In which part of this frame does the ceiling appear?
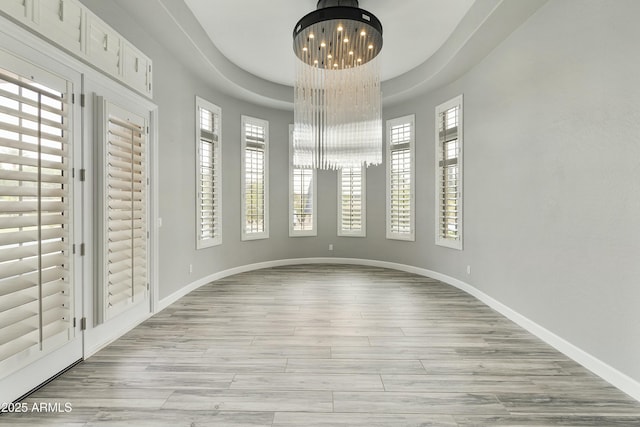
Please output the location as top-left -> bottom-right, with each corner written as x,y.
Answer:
111,0 -> 548,109
183,0 -> 475,87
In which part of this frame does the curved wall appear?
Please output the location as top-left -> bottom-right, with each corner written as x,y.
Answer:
331,0 -> 640,394
335,0 -> 640,394
82,0 -> 640,399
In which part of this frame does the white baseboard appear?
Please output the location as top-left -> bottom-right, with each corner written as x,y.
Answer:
156,256 -> 640,402
84,304 -> 153,358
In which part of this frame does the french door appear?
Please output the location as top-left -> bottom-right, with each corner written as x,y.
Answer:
0,49 -> 83,402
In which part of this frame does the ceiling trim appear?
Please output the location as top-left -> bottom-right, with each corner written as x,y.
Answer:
115,0 -> 548,111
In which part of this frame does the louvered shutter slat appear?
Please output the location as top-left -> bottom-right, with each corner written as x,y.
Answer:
0,104 -> 68,132
0,320 -> 39,348
0,221 -> 67,247
108,290 -> 131,307
0,121 -> 67,144
0,169 -> 66,184
109,279 -> 133,297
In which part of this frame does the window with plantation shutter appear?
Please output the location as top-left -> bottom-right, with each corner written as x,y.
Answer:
386,114 -> 415,241
288,124 -> 316,237
196,97 -> 221,249
435,95 -> 463,250
98,98 -> 148,320
338,166 -> 366,237
0,65 -> 75,365
241,115 -> 269,240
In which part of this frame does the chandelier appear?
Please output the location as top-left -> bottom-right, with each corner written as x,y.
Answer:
292,0 -> 383,170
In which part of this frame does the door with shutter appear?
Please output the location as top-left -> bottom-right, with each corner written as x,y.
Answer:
0,50 -> 82,399
97,98 -> 148,321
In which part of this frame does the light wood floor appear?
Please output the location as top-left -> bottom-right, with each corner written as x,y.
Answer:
3,264 -> 640,426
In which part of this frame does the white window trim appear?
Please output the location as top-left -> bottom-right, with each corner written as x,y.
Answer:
241,115 -> 269,241
337,166 -> 367,237
195,96 -> 222,249
288,124 -> 317,237
386,114 -> 416,241
435,95 -> 463,250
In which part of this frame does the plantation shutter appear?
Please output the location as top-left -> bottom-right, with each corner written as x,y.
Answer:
0,66 -> 73,364
339,167 -> 364,235
242,117 -> 268,238
103,101 -> 147,319
389,121 -> 412,235
197,104 -> 220,246
438,106 -> 459,240
435,95 -> 463,249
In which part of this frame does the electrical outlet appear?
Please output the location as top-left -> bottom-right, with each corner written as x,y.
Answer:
466,265 -> 471,275
189,264 -> 193,274
328,244 -> 334,251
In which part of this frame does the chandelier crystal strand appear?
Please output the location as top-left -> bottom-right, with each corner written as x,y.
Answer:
294,57 -> 381,170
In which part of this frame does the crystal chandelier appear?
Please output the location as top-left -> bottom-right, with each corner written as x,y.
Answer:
292,0 -> 383,170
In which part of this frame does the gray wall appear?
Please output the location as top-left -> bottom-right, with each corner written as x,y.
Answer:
81,0 -> 640,384
357,0 -> 640,382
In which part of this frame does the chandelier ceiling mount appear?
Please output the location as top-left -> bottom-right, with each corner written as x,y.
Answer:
293,0 -> 383,70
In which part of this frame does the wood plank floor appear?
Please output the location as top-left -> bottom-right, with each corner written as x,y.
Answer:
3,264 -> 640,426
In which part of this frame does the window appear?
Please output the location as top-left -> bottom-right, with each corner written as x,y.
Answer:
0,64 -> 75,364
195,97 -> 221,249
386,114 -> 415,241
435,95 -> 463,249
98,98 -> 148,320
289,125 -> 316,236
338,166 -> 366,237
241,115 -> 268,240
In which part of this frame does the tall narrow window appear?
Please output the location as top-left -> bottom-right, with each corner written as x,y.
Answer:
0,65 -> 74,365
196,97 -> 221,249
289,125 -> 316,236
386,114 -> 415,241
98,98 -> 148,320
241,115 -> 269,240
338,166 -> 366,237
436,95 -> 463,249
